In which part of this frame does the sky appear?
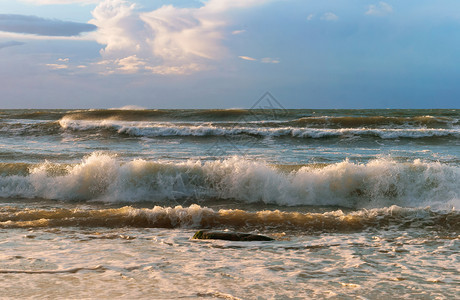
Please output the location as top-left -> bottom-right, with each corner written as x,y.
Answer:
0,0 -> 459,109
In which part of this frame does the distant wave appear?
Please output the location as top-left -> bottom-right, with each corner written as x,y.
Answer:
2,118 -> 458,139
58,111 -> 460,128
290,116 -> 459,129
0,153 -> 458,209
1,109 -> 252,122
1,109 -> 459,125
58,109 -> 257,122
58,119 -> 460,139
109,105 -> 146,110
0,204 -> 457,232
55,109 -> 460,126
0,110 -> 69,120
59,109 -> 168,121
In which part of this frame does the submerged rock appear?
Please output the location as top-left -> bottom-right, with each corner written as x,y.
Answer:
192,230 -> 274,241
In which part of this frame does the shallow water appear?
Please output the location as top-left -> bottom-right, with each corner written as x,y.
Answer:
1,227 -> 458,299
0,109 -> 459,298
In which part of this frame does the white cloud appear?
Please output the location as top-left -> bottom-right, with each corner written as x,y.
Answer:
203,0 -> 272,12
366,2 -> 393,16
58,58 -> 70,62
261,57 -> 279,64
46,63 -> 68,69
89,0 -> 141,58
145,63 -> 202,75
232,29 -> 246,35
89,0 -> 272,75
140,4 -> 226,62
239,56 -> 257,61
307,14 -> 314,21
321,12 -> 338,21
239,56 -> 280,64
116,55 -> 146,73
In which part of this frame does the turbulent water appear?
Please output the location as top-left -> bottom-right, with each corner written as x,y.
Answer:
0,108 -> 459,299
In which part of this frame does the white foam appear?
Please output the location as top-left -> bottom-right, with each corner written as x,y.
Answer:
0,153 -> 458,209
58,118 -> 460,139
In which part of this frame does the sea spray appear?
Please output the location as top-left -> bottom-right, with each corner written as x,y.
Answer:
0,153 -> 458,208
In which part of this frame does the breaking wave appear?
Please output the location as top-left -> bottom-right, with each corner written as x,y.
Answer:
1,109 -> 458,141
1,109 -> 458,127
58,119 -> 460,139
43,109 -> 460,126
0,153 -> 458,209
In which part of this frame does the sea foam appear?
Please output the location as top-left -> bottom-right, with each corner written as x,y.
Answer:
0,153 -> 458,209
58,118 -> 460,139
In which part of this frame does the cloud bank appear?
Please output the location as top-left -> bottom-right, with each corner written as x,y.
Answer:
0,14 -> 97,36
89,0 -> 272,75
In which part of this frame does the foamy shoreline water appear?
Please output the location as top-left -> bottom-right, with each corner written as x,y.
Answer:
1,225 -> 458,299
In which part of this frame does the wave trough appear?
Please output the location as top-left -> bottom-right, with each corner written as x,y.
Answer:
0,204 -> 457,232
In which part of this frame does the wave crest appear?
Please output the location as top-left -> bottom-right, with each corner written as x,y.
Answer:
292,116 -> 459,128
58,119 -> 460,139
0,153 -> 458,209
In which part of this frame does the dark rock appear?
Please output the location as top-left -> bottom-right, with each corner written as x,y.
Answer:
192,230 -> 274,241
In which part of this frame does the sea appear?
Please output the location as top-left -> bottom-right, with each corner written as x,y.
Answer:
0,105 -> 459,299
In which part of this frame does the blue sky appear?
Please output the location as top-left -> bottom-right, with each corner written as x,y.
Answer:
0,0 -> 459,108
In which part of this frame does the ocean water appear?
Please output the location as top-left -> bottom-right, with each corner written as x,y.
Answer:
0,108 -> 459,299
